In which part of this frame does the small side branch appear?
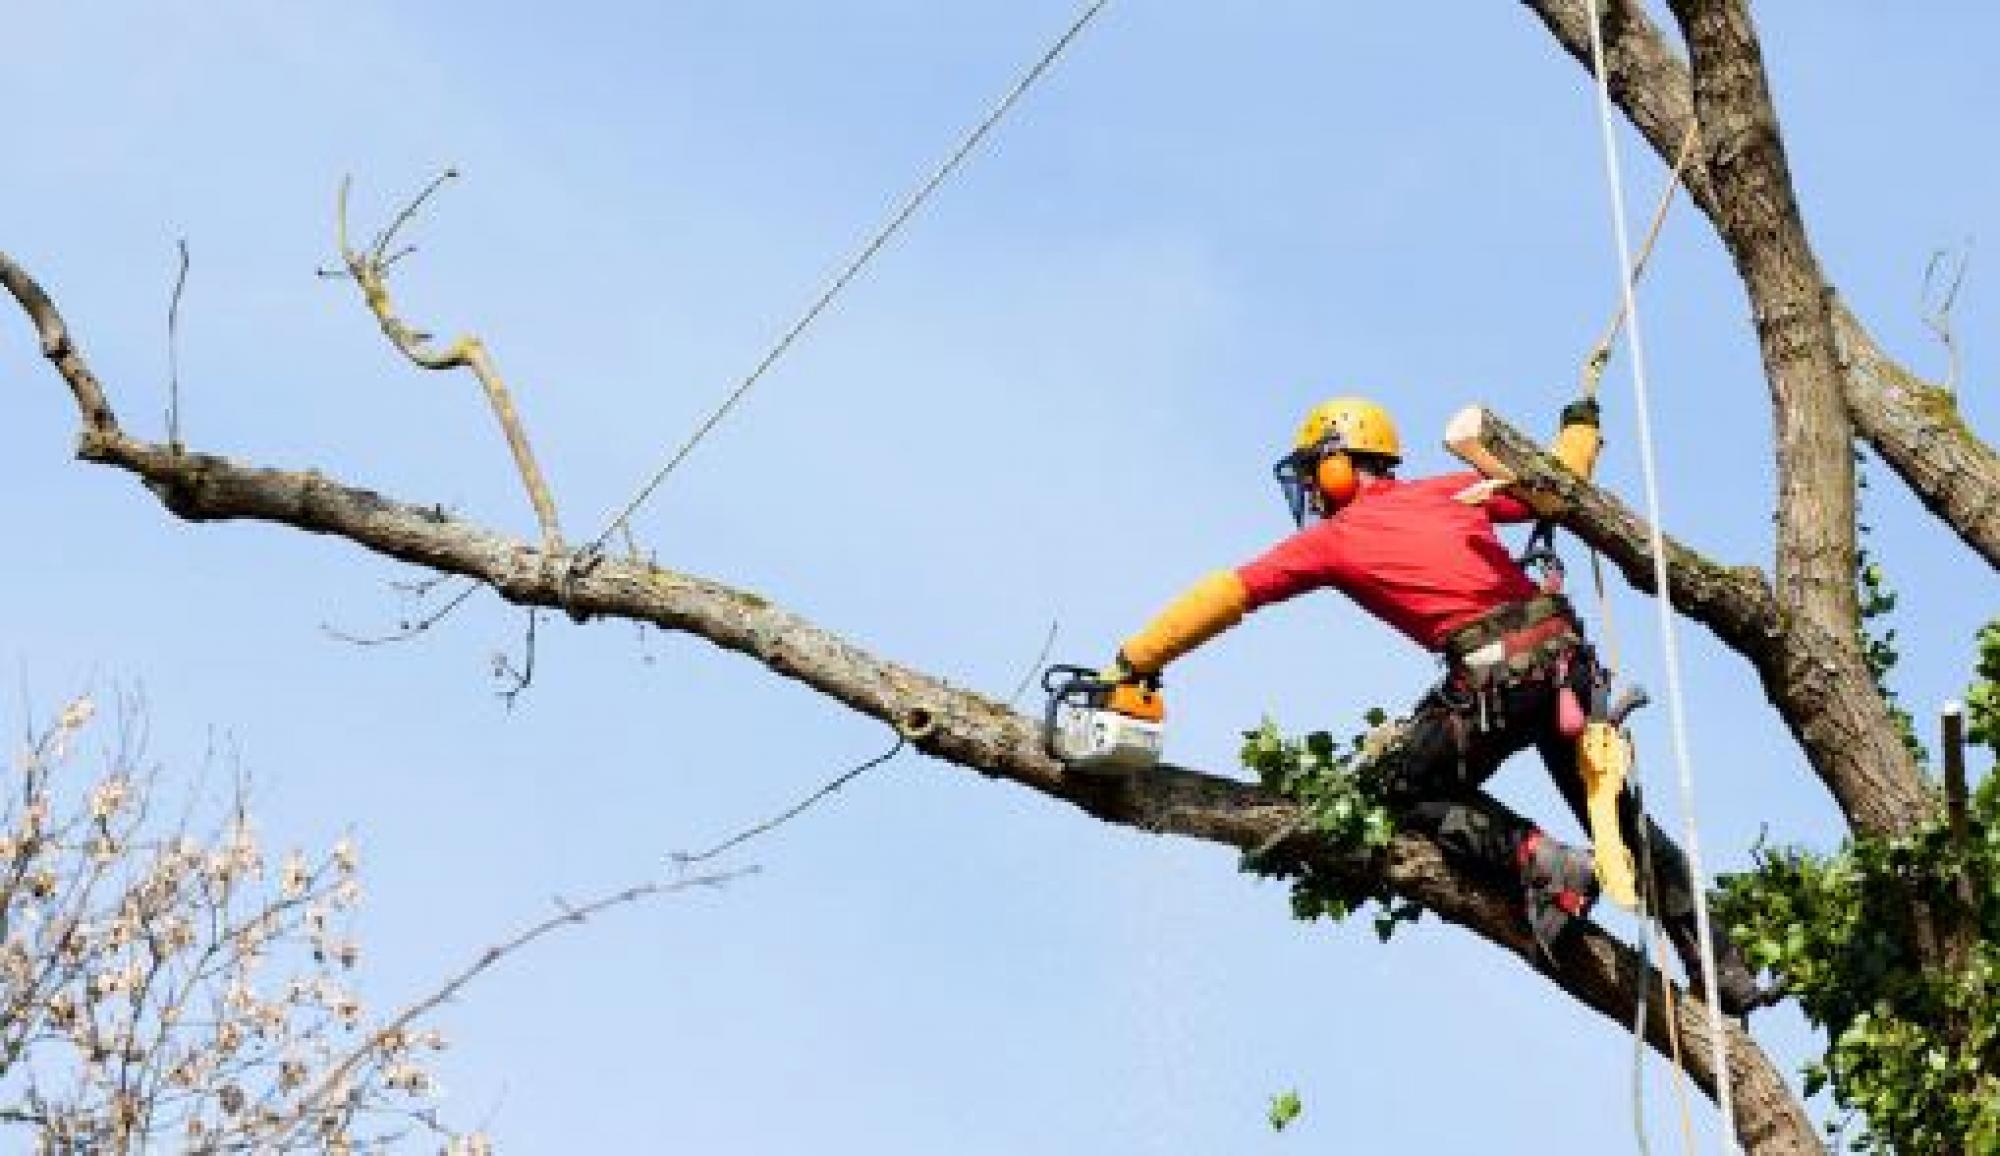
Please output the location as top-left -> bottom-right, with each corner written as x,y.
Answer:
322,579 -> 483,647
166,238 -> 190,451
491,609 -> 539,708
1921,243 -> 1972,393
285,866 -> 754,1142
0,250 -> 119,434
334,174 -> 566,557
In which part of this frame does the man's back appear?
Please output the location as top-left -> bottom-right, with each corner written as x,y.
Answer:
1236,472 -> 1539,650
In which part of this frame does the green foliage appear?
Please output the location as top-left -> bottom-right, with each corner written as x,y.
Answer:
1237,714 -> 1416,938
1267,1089 -> 1303,1133
1855,457 -> 1926,765
1712,619 -> 2000,1153
1968,621 -> 2000,759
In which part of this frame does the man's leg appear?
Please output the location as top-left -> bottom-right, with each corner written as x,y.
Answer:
1534,728 -> 1769,1015
1370,689 -> 1598,953
1371,694 -> 1532,874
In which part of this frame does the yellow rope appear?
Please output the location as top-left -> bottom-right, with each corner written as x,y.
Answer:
1581,122 -> 1701,401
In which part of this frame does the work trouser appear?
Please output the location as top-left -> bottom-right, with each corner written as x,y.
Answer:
1366,645 -> 1700,922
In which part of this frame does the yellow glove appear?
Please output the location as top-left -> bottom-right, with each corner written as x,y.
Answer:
1118,571 -> 1249,675
1552,397 -> 1603,480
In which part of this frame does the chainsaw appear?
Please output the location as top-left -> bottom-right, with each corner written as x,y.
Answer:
1041,664 -> 1165,772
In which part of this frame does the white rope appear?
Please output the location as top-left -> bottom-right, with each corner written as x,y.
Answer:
587,0 -> 1114,555
1578,3 -> 1739,1151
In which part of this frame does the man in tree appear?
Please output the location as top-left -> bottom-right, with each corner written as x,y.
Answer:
1106,396 -> 1764,1014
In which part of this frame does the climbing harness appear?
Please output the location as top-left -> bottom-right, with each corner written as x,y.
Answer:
586,0 -> 1115,559
1579,0 -> 1739,1148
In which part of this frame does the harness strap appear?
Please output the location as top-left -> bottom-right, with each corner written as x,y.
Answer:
1441,593 -> 1578,664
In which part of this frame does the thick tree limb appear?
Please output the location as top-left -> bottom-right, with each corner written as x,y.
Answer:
1832,301 -> 2000,567
1662,0 -> 1859,638
3,254 -> 1814,1153
1521,0 -> 2000,571
1478,411 -> 1934,836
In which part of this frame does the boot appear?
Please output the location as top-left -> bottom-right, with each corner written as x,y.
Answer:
1517,828 -> 1599,960
1665,913 -> 1771,1018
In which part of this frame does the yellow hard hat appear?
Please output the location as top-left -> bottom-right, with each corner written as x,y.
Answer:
1274,397 -> 1402,525
1292,396 -> 1401,460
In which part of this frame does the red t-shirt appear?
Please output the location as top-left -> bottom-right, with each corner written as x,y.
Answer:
1236,473 -> 1539,651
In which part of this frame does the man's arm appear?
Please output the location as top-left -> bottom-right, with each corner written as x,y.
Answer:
1445,397 -> 1603,521
1116,525 -> 1343,676
1117,570 -> 1248,676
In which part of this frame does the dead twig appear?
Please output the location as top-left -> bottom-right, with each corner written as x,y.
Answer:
0,250 -> 119,433
1004,619 -> 1060,708
1921,242 -> 1973,393
166,238 -> 190,451
333,172 -> 566,556
322,580 -> 483,648
492,609 -> 539,708
283,866 -> 755,1144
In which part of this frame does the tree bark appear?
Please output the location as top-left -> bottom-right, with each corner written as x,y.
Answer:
1479,413 -> 1935,836
1664,0 -> 1859,635
1520,0 -> 2000,573
3,254 -> 1820,1154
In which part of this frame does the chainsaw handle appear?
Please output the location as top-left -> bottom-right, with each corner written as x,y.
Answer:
1041,664 -> 1107,696
1040,663 -> 1167,763
1042,666 -> 1099,762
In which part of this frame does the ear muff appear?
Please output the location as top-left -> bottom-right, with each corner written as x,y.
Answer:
1315,452 -> 1358,509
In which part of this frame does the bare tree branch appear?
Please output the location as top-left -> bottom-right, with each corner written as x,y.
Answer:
1920,244 -> 1972,392
1520,0 -> 2000,572
490,609 -> 538,708
0,251 -> 118,435
1661,0 -> 1858,634
166,238 -> 190,452
1476,410 -> 1934,836
322,580 -> 484,648
0,253 -> 1813,1151
333,175 -> 567,557
283,866 -> 755,1145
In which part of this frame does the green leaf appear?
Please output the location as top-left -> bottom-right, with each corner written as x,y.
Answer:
1268,1089 -> 1303,1132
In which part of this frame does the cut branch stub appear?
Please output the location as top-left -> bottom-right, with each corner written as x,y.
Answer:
1475,409 -> 1932,837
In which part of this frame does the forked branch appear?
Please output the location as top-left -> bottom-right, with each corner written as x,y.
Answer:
334,174 -> 567,556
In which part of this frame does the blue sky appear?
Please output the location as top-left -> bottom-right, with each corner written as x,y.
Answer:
4,3 -> 1996,1151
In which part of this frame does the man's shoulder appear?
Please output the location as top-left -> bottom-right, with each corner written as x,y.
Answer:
1393,471 -> 1484,499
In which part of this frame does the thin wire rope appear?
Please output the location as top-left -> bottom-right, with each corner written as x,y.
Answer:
671,732 -> 907,867
1580,3 -> 1738,1149
1631,887 -> 1655,1156
1656,923 -> 1701,1153
588,0 -> 1114,556
1594,551 -> 1700,1156
1570,86 -> 1703,1156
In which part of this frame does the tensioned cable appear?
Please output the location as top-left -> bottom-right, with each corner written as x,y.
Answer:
1563,101 -> 1703,1156
587,0 -> 1114,556
1579,2 -> 1739,1150
671,732 -> 907,867
1581,121 -> 1700,402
